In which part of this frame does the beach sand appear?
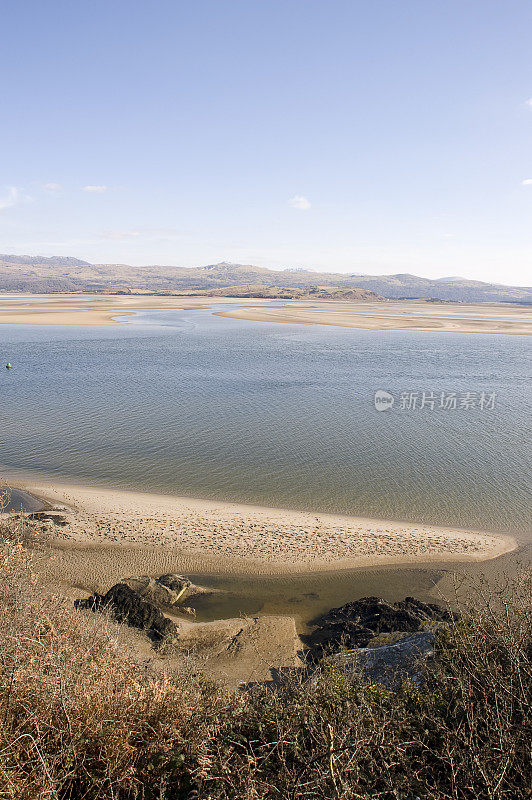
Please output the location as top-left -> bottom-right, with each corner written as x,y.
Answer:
215,300 -> 532,335
4,479 -> 518,686
0,293 -> 255,326
14,481 -> 516,585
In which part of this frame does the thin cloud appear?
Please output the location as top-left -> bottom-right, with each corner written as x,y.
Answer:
98,228 -> 178,240
526,98 -> 532,108
289,194 -> 311,210
98,230 -> 141,239
83,185 -> 107,193
0,186 -> 32,211
521,179 -> 532,186
44,182 -> 62,191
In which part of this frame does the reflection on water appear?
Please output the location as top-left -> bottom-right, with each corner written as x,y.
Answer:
1,487 -> 44,513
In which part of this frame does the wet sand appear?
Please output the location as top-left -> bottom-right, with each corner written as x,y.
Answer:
0,487 -> 45,513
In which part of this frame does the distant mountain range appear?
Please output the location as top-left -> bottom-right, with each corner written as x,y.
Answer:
0,255 -> 530,303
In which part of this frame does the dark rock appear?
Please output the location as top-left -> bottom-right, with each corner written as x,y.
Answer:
74,595 -> 105,612
306,596 -> 451,658
303,621 -> 374,656
74,583 -> 178,643
27,511 -> 68,526
395,596 -> 454,623
120,573 -> 216,608
315,596 -> 423,633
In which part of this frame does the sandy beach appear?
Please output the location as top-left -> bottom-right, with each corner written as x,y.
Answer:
2,479 -> 519,686
215,300 -> 532,335
12,480 -> 516,580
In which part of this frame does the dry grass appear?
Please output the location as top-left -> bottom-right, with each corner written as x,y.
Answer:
0,509 -> 530,799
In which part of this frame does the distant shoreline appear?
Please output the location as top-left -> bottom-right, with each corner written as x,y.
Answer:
0,293 -> 530,334
214,303 -> 532,335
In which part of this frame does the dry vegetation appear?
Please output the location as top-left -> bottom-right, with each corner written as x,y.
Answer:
0,510 -> 530,799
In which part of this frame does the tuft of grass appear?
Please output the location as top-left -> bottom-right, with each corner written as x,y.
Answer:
0,511 -> 530,799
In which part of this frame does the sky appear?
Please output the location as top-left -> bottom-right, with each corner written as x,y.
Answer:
1,0 -> 531,285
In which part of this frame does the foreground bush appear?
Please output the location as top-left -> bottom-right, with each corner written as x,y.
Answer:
0,515 -> 530,799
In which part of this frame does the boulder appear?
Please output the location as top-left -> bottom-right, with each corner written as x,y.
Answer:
122,575 -> 191,607
74,583 -> 178,644
306,596 -> 451,658
395,596 -> 454,623
303,621 -> 374,656
157,574 -> 191,593
316,596 -> 423,633
27,511 -> 69,526
120,573 -> 215,608
332,630 -> 437,688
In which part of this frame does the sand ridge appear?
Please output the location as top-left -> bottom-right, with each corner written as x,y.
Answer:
19,481 -> 516,575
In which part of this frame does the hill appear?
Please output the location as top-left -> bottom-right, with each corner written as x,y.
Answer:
0,255 -> 530,302
189,284 -> 384,301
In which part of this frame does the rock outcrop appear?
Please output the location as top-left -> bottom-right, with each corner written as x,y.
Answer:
121,573 -> 214,609
305,596 -> 452,657
27,511 -> 69,526
74,583 -> 178,643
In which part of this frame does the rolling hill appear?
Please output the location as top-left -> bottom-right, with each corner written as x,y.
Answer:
0,255 -> 530,303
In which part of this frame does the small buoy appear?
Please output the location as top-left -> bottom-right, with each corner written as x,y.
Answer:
6,363 -> 12,370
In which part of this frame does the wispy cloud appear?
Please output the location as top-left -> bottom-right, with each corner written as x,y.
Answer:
98,228 -> 179,240
525,98 -> 532,108
83,185 -> 107,193
44,182 -> 62,191
0,186 -> 32,211
521,179 -> 532,186
289,194 -> 311,210
98,230 -> 141,239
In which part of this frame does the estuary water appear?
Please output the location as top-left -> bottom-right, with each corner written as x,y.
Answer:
0,304 -> 530,537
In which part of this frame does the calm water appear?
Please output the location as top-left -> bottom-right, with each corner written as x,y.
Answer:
0,305 -> 530,537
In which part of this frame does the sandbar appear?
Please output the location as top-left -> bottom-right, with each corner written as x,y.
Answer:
0,293 -> 257,326
215,300 -> 532,335
9,480 -> 516,584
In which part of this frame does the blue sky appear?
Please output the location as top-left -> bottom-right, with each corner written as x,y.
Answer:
1,0 -> 531,284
